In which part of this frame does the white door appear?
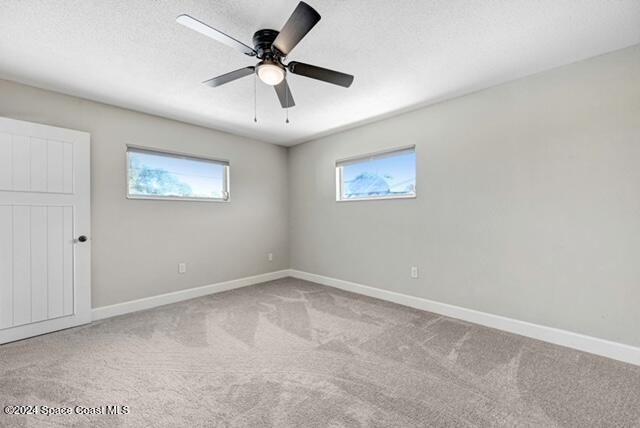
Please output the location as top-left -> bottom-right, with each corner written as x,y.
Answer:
0,117 -> 91,344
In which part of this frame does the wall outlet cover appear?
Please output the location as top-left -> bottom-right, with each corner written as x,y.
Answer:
411,266 -> 419,279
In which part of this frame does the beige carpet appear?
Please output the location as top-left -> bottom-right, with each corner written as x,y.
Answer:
1,277 -> 639,427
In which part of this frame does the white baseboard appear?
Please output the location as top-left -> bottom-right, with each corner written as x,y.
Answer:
92,270 -> 290,321
289,270 -> 640,366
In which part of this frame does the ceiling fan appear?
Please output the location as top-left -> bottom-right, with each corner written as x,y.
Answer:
176,1 -> 354,110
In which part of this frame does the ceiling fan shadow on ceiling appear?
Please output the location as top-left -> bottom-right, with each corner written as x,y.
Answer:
176,1 -> 354,117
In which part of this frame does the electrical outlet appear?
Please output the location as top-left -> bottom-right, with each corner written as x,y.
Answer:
268,253 -> 273,262
179,263 -> 187,274
410,266 -> 419,279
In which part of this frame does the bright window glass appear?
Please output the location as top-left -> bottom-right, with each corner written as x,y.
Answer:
127,148 -> 229,201
336,147 -> 416,201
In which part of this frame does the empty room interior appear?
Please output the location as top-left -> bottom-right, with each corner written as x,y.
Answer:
1,1 -> 640,426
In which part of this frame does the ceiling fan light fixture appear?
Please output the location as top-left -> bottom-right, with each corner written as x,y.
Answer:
257,61 -> 285,86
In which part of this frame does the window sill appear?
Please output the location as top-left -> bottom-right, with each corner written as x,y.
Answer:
126,195 -> 229,203
336,194 -> 416,202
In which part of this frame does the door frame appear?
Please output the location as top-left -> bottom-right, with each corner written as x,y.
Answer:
0,117 -> 91,344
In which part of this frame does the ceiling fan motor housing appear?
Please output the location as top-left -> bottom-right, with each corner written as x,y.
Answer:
252,29 -> 280,59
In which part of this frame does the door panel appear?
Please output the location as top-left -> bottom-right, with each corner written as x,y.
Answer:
12,205 -> 31,326
0,133 -> 11,188
0,205 -> 13,329
30,138 -> 48,192
30,206 -> 48,323
0,205 -> 76,328
0,117 -> 90,344
11,136 -> 30,192
0,134 -> 75,194
47,205 -> 65,320
62,206 -> 74,316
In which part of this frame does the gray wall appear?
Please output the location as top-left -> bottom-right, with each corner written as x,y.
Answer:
0,79 -> 289,308
289,45 -> 640,347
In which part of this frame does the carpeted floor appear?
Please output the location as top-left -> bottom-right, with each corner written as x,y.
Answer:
1,277 -> 639,427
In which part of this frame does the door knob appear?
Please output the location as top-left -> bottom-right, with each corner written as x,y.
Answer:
77,235 -> 88,243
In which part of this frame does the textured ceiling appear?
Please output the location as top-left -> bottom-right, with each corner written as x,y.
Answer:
1,1 -> 639,146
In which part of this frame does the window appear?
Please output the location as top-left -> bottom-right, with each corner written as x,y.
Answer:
126,147 -> 229,201
336,146 -> 416,201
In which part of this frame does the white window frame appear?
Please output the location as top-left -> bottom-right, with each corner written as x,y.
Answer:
335,145 -> 416,202
126,145 -> 230,202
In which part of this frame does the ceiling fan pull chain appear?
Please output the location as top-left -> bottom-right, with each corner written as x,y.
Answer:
253,73 -> 258,123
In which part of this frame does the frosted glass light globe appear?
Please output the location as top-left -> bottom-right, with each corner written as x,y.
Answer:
257,63 -> 285,86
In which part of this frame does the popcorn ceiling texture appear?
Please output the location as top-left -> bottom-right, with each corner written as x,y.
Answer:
1,277 -> 639,427
0,0 -> 639,145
